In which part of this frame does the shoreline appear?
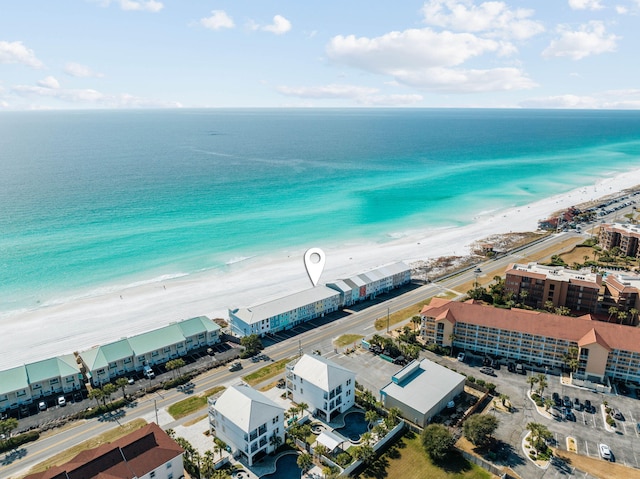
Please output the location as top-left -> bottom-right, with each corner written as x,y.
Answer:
3,167 -> 640,371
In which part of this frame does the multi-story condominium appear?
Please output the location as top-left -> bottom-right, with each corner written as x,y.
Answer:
208,385 -> 284,466
504,262 -> 601,313
327,262 -> 411,304
80,316 -> 221,386
602,272 -> 640,323
286,353 -> 356,421
421,298 -> 640,385
228,286 -> 341,337
23,423 -> 184,479
0,354 -> 83,413
599,223 -> 640,257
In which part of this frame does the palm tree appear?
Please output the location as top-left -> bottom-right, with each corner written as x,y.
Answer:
618,310 -> 628,325
297,402 -> 309,418
411,315 -> 421,332
535,374 -> 548,396
361,431 -> 374,446
526,422 -> 552,453
297,452 -> 313,474
544,300 -> 554,312
102,383 -> 117,406
365,410 -> 379,430
385,407 -> 402,428
449,333 -> 457,356
520,290 -> 529,306
269,432 -> 282,452
89,387 -> 103,408
608,306 -> 619,322
527,376 -> 539,392
314,443 -> 328,459
630,308 -> 639,326
213,441 -> 223,460
499,394 -> 510,408
115,377 -> 129,400
544,398 -> 554,412
201,450 -> 215,479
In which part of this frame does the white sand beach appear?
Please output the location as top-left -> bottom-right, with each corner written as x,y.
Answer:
3,168 -> 640,371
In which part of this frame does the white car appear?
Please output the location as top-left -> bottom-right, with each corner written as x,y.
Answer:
457,352 -> 465,362
57,396 -> 67,407
599,443 -> 611,460
38,401 -> 47,411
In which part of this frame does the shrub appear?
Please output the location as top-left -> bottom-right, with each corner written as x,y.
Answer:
162,375 -> 193,390
467,376 -> 476,383
335,452 -> 353,467
0,430 -> 40,453
476,379 -> 486,387
606,416 -> 616,427
485,382 -> 497,393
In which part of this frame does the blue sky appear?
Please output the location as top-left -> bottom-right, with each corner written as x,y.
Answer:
1,0 -> 639,109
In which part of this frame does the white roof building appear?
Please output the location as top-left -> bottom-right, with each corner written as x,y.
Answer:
380,359 -> 465,427
209,385 -> 284,466
286,354 -> 356,421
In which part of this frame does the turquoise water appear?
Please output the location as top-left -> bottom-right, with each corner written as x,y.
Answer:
1,108 -> 640,313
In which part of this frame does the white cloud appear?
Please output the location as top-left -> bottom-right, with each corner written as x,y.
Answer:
101,0 -> 163,12
37,76 -> 60,89
568,0 -> 604,10
64,62 -> 104,78
12,80 -> 181,108
326,28 -> 535,93
0,40 -> 44,68
520,89 -> 640,109
615,5 -> 628,13
422,0 -> 545,40
262,15 -> 292,35
201,10 -> 235,30
276,83 -> 423,105
542,21 -> 620,60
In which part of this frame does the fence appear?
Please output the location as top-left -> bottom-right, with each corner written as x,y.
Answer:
340,420 -> 406,477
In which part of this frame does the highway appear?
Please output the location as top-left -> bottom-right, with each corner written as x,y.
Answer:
0,229 -> 589,479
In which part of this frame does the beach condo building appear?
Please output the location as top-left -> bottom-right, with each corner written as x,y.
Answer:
285,353 -> 356,421
0,354 -> 84,413
380,359 -> 465,427
79,316 -> 221,386
599,223 -> 640,257
0,365 -> 31,413
25,354 -> 84,400
505,262 -> 601,313
227,286 -> 341,337
23,422 -> 184,479
327,262 -> 412,303
208,385 -> 284,466
421,298 -> 640,387
602,272 -> 640,324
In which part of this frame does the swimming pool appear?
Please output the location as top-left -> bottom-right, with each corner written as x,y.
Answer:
261,452 -> 302,479
335,411 -> 368,442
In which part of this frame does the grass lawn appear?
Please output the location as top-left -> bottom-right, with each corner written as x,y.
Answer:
24,419 -> 147,476
335,334 -> 364,347
374,299 -> 431,331
167,385 -> 225,419
243,357 -> 292,387
356,431 -> 493,479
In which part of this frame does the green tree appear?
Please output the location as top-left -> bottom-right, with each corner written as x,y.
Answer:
463,414 -> 499,447
166,358 -> 186,379
421,424 -> 454,461
365,409 -> 379,429
535,374 -> 548,396
201,450 -> 215,479
88,387 -> 103,408
240,334 -> 263,358
385,407 -> 402,428
563,346 -> 579,373
544,398 -> 554,412
618,310 -> 628,325
353,443 -> 375,464
102,383 -> 117,405
0,418 -> 18,442
630,308 -> 639,325
526,422 -> 552,453
175,437 -> 199,477
115,377 -> 129,400
608,306 -> 619,322
411,315 -> 422,332
527,376 -> 538,392
269,432 -> 282,451
555,306 -> 570,316
544,300 -> 555,312
297,452 -> 313,473
314,443 -> 328,459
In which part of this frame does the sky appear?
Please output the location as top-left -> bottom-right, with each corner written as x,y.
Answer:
1,0 -> 640,110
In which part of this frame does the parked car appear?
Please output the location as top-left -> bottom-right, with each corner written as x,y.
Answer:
38,401 -> 47,411
228,362 -> 242,372
599,443 -> 612,460
562,395 -> 572,408
515,363 -> 525,374
479,366 -> 495,376
457,352 -> 466,362
127,377 -> 135,385
552,392 -> 561,407
610,409 -> 624,420
565,409 -> 576,422
584,399 -> 595,413
507,362 -> 516,373
144,365 -> 155,379
57,396 -> 66,407
574,398 -> 583,411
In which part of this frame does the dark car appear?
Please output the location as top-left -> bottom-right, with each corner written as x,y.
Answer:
565,409 -> 576,422
552,392 -> 561,406
563,396 -> 572,408
584,399 -> 594,413
507,362 -> 516,373
479,366 -> 495,376
574,398 -> 583,411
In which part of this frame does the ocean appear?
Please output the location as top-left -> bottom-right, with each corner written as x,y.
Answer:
2,108 -> 640,315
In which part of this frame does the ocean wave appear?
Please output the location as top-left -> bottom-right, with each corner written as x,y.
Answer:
226,255 -> 257,265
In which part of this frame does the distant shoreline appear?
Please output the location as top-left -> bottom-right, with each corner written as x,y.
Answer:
3,167 -> 640,371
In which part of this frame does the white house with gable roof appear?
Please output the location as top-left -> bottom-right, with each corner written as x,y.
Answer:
208,385 -> 285,466
286,353 -> 356,421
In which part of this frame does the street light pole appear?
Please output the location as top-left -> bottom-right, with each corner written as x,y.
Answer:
387,307 -> 390,333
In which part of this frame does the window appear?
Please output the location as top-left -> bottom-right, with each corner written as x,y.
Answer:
50,378 -> 59,384
168,474 -> 173,479
167,462 -> 172,469
301,388 -> 303,394
150,472 -> 156,478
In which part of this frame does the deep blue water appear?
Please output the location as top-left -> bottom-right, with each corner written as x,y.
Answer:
1,108 -> 640,312
335,411 -> 369,441
261,453 -> 301,479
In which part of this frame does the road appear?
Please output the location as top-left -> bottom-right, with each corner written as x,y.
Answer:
0,229 -> 594,479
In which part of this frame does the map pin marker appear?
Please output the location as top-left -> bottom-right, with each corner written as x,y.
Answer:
304,248 -> 326,287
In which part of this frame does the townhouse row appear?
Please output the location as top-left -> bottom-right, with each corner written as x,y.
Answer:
228,262 -> 411,337
421,298 -> 640,385
0,315 -> 221,413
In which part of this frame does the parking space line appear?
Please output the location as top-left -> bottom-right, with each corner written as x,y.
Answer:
584,440 -> 589,458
